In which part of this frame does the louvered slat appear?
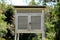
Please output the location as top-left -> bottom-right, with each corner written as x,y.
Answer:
18,16 -> 28,29
31,16 -> 41,30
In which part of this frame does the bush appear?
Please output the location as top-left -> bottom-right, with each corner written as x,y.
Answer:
0,38 -> 6,40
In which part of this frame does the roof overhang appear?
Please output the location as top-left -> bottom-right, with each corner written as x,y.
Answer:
14,6 -> 46,13
14,6 -> 46,8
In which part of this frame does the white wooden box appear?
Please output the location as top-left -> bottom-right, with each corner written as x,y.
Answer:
15,6 -> 45,33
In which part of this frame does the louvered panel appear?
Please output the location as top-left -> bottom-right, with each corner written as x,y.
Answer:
18,16 -> 28,29
31,16 -> 41,30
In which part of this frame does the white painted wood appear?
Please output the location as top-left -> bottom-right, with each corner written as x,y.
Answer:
16,13 -> 42,33
16,30 -> 42,33
15,10 -> 17,32
15,8 -> 45,40
17,33 -> 19,40
16,16 -> 18,30
15,33 -> 17,40
15,10 -> 17,40
28,15 -> 31,31
17,14 -> 28,30
17,13 -> 41,16
41,10 -> 45,40
16,13 -> 28,30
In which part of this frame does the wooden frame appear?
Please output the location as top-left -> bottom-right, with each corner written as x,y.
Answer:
14,6 -> 46,40
16,13 -> 42,33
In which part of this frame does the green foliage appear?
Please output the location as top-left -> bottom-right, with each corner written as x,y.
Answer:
45,11 -> 55,40
4,5 -> 14,24
4,5 -> 15,40
32,34 -> 41,40
53,2 -> 60,40
0,13 -> 7,37
28,0 -> 37,6
45,2 -> 60,40
0,1 -> 14,40
0,0 -> 7,37
19,33 -> 37,40
45,3 -> 55,40
0,38 -> 6,40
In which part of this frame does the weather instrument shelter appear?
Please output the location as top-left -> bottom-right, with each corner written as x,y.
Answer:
14,6 -> 46,40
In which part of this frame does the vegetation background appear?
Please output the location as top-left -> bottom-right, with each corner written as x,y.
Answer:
0,0 -> 60,40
